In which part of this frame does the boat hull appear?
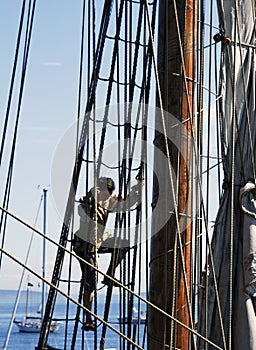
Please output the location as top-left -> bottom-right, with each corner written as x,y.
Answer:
117,317 -> 146,324
14,320 -> 61,333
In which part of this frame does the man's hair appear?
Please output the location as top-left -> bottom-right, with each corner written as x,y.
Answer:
98,177 -> 115,195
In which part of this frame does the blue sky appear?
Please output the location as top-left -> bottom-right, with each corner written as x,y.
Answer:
0,1 -> 152,292
0,1 -> 89,290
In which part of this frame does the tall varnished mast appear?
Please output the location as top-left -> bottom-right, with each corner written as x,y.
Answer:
148,0 -> 197,348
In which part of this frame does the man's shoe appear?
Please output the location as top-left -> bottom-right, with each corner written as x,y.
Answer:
82,322 -> 96,332
101,277 -> 120,287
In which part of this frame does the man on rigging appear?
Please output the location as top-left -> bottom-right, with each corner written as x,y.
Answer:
73,176 -> 144,332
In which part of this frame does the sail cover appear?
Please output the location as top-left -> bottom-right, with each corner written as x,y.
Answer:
198,0 -> 256,349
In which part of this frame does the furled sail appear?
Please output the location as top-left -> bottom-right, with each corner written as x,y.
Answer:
198,0 -> 256,349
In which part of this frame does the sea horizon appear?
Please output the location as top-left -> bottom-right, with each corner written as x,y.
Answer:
0,289 -> 147,349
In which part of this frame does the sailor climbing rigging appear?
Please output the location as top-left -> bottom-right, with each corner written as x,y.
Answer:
73,176 -> 144,331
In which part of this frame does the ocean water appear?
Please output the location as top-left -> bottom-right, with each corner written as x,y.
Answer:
0,290 -> 147,349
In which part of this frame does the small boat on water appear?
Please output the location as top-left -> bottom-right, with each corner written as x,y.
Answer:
117,307 -> 146,324
13,190 -> 61,334
14,319 -> 61,333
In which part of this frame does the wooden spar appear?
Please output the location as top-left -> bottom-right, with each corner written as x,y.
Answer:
148,0 -> 196,349
176,0 -> 196,347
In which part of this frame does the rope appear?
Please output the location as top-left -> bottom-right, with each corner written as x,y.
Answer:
2,194 -> 43,350
0,0 -> 37,269
234,0 -> 256,182
144,2 -> 228,349
96,0 -> 125,179
145,2 -> 197,346
70,281 -> 83,350
0,205 -> 225,349
37,0 -> 114,346
0,0 -> 26,169
1,248 -> 144,350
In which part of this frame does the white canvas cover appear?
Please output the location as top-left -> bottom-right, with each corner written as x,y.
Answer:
198,0 -> 256,349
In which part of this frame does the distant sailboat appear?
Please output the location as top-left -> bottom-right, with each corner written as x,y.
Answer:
117,307 -> 146,324
14,190 -> 61,333
14,280 -> 61,333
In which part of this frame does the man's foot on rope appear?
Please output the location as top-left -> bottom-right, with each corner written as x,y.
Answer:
101,277 -> 120,287
81,322 -> 96,332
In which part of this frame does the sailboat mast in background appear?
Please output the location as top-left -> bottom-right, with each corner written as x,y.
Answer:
41,188 -> 47,324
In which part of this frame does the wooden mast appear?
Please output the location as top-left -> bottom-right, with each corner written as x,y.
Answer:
148,0 -> 196,348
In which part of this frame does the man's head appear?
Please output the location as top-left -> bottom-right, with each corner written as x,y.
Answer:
98,177 -> 115,196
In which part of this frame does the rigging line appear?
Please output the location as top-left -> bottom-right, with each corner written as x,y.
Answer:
145,0 -> 197,344
64,221 -> 75,347
129,1 -> 144,103
216,12 -> 238,350
215,38 -> 244,348
214,39 -> 222,203
67,0 -> 87,346
206,0 -> 214,223
114,2 -> 122,345
228,6 -> 239,349
1,248 -> 144,350
92,0 -> 99,348
116,92 -> 152,344
170,1 -> 228,346
202,41 -> 219,50
85,0 -> 91,199
137,210 -> 143,344
0,0 -> 37,269
106,34 -> 149,47
77,0 -> 86,125
118,0 -> 145,225
148,239 -> 193,267
70,282 -> 83,350
97,76 -> 146,90
200,155 -> 224,160
126,4 -> 157,178
103,162 -> 141,171
223,40 -> 256,50
124,1 -> 157,192
117,9 -> 127,300
219,4 -> 256,344
96,0 -> 125,179
3,194 -> 43,350
137,7 -> 157,320
136,10 -> 157,340
0,206 -> 224,349
0,167 -> 13,268
201,161 -> 223,175
196,0 -> 205,331
22,0 -> 33,70
97,5 -> 147,260
99,100 -> 145,347
82,158 -> 142,171
234,1 -> 256,182
37,2 -> 114,348
197,20 -> 220,31
219,29 -> 246,182
204,0 -> 213,345
127,210 -> 142,344
146,1 -> 226,348
86,114 -> 144,129
0,0 -> 26,169
87,0 -> 113,107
